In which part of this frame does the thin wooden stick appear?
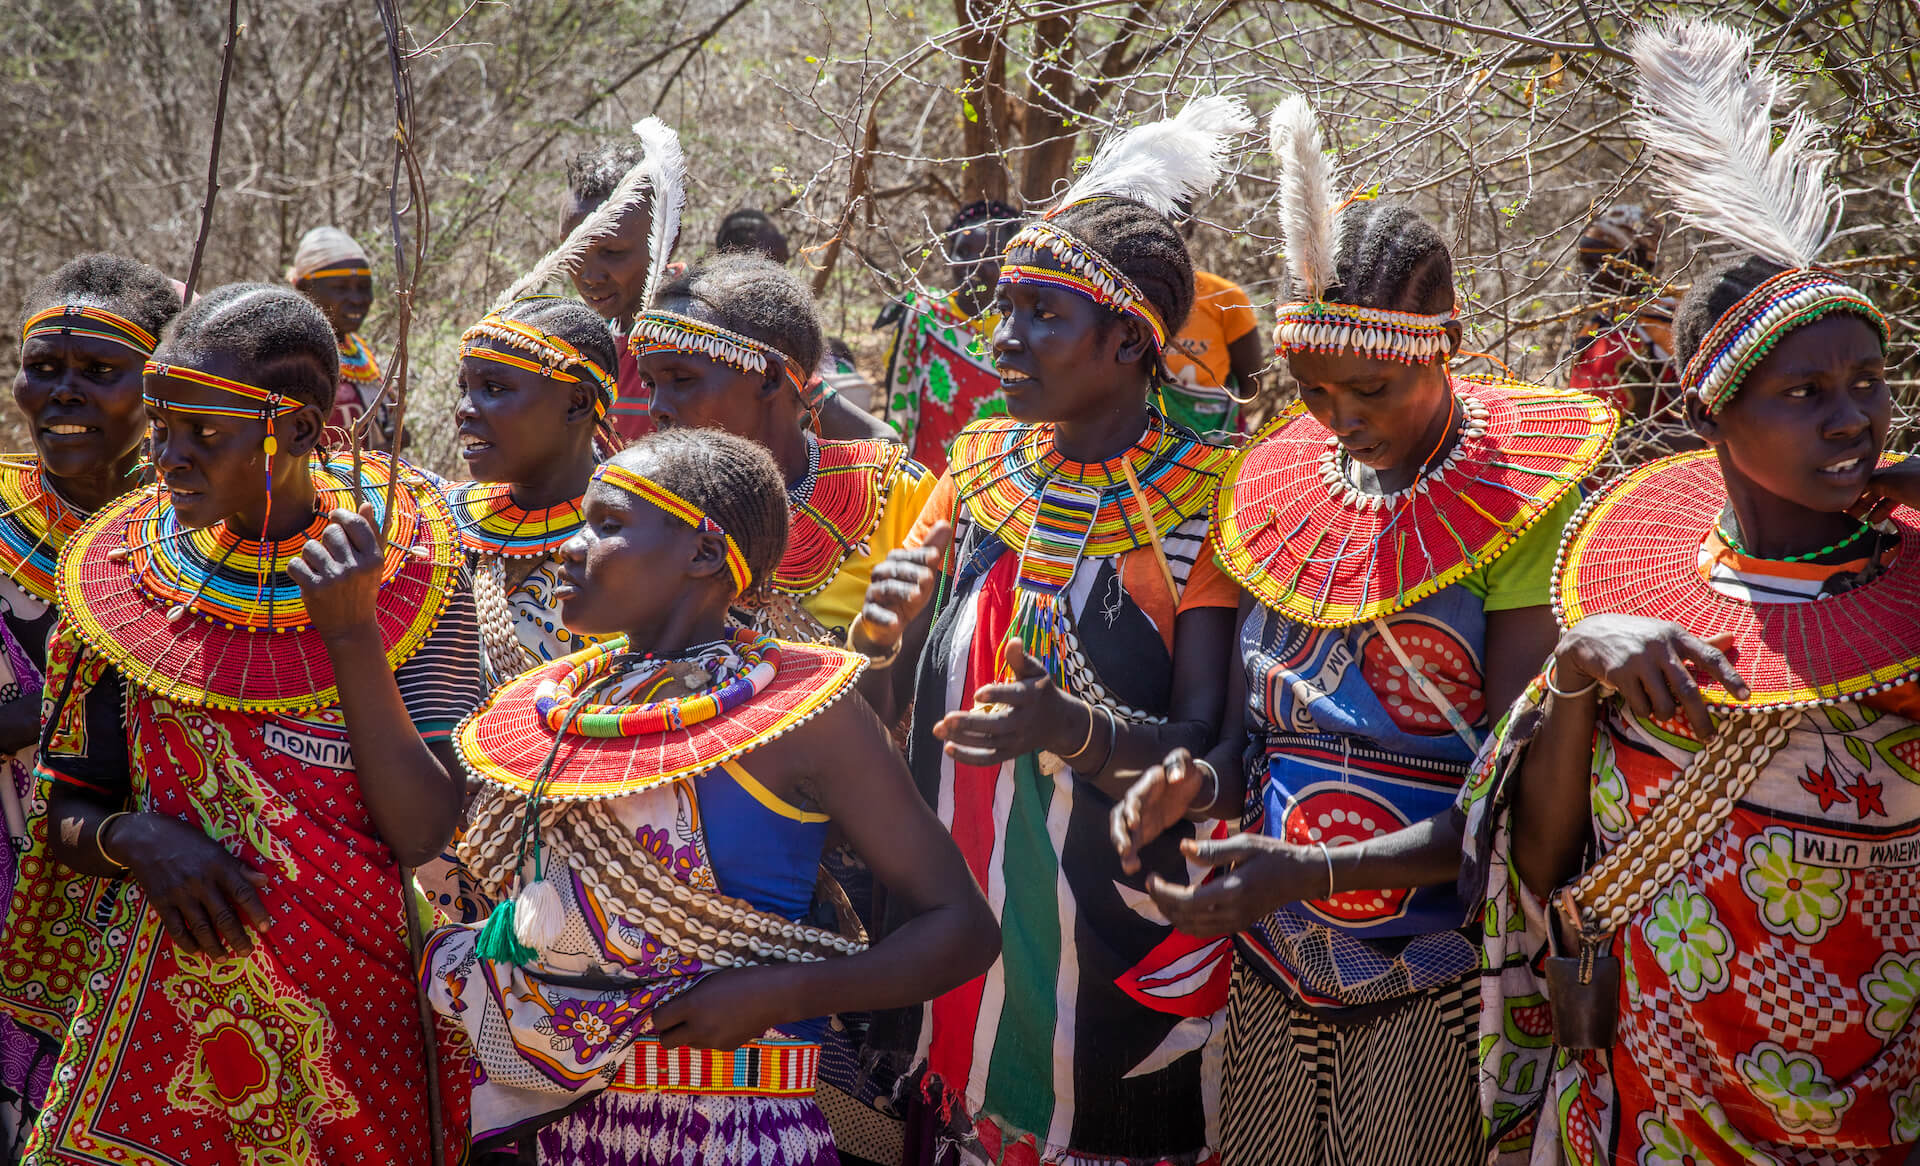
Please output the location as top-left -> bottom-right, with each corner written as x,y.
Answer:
179,0 -> 241,306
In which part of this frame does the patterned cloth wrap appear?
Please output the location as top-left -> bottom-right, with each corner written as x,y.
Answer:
1468,681 -> 1920,1165
1236,587 -> 1492,1008
882,293 -> 1004,474
27,646 -> 476,1165
19,454 -> 479,1165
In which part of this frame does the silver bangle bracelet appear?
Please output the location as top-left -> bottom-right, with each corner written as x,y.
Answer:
1316,841 -> 1335,899
1190,759 -> 1223,818
1543,659 -> 1599,700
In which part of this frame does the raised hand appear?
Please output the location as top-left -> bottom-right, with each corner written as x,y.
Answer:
1551,614 -> 1747,739
934,638 -> 1085,768
288,502 -> 387,638
1112,748 -> 1213,874
851,521 -> 951,658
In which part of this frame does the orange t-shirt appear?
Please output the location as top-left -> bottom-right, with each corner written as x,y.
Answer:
1164,271 -> 1259,391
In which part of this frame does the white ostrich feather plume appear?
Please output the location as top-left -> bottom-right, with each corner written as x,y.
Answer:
1051,95 -> 1255,217
492,117 -> 687,315
1630,19 -> 1843,270
635,118 -> 688,311
1268,94 -> 1340,302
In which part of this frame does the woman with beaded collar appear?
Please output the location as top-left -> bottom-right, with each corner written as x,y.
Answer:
1108,97 -> 1616,1165
0,254 -> 178,1155
27,282 -> 480,1163
637,253 -> 934,712
1465,22 -> 1920,1164
851,98 -> 1251,1166
420,430 -> 997,1164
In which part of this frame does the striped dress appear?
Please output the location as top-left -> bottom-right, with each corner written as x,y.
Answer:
887,416 -> 1238,1166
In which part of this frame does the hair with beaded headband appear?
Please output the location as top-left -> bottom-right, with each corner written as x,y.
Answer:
1631,18 -> 1888,410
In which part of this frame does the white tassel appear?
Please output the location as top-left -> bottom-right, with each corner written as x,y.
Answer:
513,878 -> 567,952
1050,95 -> 1255,217
1630,19 -> 1843,270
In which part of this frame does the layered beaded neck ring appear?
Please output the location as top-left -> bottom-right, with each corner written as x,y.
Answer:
0,461 -> 105,603
57,451 -> 460,713
446,482 -> 585,560
628,311 -> 812,407
1213,376 -> 1617,627
946,413 -> 1234,688
455,628 -> 869,968
337,332 -> 382,387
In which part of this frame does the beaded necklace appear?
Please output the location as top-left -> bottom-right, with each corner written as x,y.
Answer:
0,460 -> 92,603
338,332 -> 383,385
446,480 -> 585,558
1714,512 -> 1872,564
531,628 -> 776,736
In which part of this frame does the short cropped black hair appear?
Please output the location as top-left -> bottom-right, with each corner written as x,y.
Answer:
566,143 -> 645,207
654,254 -> 825,376
1045,197 -> 1196,337
1324,201 -> 1454,316
159,283 -> 338,413
24,253 -> 183,341
714,209 -> 790,263
618,428 -> 788,604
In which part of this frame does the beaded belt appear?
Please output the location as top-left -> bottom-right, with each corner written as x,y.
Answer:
609,1036 -> 821,1096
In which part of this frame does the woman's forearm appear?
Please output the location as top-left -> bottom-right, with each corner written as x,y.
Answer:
0,695 -> 40,755
768,896 -> 1000,1021
322,624 -> 461,866
1328,809 -> 1466,894
1511,689 -> 1602,900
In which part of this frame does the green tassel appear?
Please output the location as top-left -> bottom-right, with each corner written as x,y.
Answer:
475,898 -> 539,966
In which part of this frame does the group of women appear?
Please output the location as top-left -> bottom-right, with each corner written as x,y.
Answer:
0,17 -> 1911,1166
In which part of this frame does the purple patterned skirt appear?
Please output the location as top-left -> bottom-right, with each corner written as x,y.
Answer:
536,1091 -> 840,1166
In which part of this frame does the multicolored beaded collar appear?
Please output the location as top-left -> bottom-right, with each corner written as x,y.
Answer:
1271,299 -> 1456,366
532,628 -> 777,736
1556,450 -> 1920,708
628,310 -> 812,404
946,412 -> 1233,561
593,462 -> 752,597
457,635 -> 865,799
1212,376 -> 1617,627
777,437 -> 912,599
20,305 -> 158,357
460,307 -> 617,417
1685,268 -> 1888,413
445,479 -> 585,559
338,332 -> 383,386
0,460 -> 90,603
56,452 -> 460,712
998,220 -> 1169,351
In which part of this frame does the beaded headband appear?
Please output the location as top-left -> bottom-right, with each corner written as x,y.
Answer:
1684,267 -> 1888,413
592,462 -> 752,597
1272,300 -> 1455,366
142,362 -> 304,422
628,310 -> 811,404
21,305 -> 159,357
460,312 -> 617,418
302,265 -> 371,281
998,220 -> 1169,351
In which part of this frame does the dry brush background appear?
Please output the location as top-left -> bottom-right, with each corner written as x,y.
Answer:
3,0 -> 1916,475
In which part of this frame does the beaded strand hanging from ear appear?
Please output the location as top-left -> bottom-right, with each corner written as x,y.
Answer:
142,361 -> 305,612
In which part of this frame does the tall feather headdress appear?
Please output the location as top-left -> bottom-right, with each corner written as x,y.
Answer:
1266,95 -> 1453,365
1047,95 -> 1255,217
493,117 -> 686,315
1001,96 -> 1253,353
1629,19 -> 1842,270
1268,94 -> 1339,303
1629,18 -> 1885,411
